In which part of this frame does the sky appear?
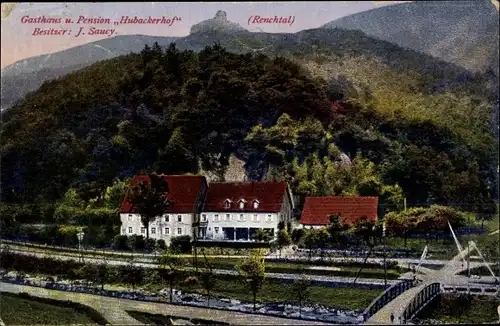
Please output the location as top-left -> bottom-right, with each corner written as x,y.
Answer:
0,1 -> 409,69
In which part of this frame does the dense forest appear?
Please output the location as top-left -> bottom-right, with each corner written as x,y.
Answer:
1,41 -> 498,229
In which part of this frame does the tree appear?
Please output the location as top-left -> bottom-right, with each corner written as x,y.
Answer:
200,250 -> 217,307
95,258 -> 110,290
236,249 -> 266,311
103,179 -> 130,210
127,173 -> 170,239
253,229 -> 272,243
77,263 -> 98,287
277,229 -> 292,258
158,251 -> 185,303
353,216 -> 376,247
155,128 -> 198,175
316,227 -> 331,259
290,271 -> 312,318
327,214 -> 349,247
121,258 -> 144,290
303,229 -> 319,259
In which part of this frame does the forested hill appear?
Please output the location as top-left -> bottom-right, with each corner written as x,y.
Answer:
1,42 -> 498,222
2,19 -> 498,109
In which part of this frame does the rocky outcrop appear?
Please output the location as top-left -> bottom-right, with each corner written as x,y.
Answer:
190,10 -> 247,34
223,155 -> 247,182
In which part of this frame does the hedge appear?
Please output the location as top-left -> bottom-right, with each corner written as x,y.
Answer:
195,240 -> 271,249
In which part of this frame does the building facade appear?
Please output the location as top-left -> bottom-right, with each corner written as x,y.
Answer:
119,175 -> 208,245
198,182 -> 294,241
299,196 -> 379,229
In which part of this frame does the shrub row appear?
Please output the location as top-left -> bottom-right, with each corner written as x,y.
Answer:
264,257 -> 400,270
2,224 -> 193,254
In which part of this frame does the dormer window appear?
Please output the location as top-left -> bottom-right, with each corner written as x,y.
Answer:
238,199 -> 247,209
253,200 -> 260,209
224,199 -> 232,209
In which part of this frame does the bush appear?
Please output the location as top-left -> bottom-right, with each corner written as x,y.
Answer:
156,239 -> 166,250
145,238 -> 156,251
128,235 -> 146,251
182,276 -> 199,287
291,228 -> 305,244
112,235 -> 129,251
170,235 -> 192,254
196,241 -> 270,249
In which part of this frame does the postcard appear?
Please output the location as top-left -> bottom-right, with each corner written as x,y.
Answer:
1,1 -> 499,325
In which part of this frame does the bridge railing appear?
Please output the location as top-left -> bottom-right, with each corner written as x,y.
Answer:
401,282 -> 441,322
362,279 -> 415,321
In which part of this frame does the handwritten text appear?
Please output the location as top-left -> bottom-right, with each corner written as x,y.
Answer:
248,15 -> 295,26
20,15 -> 182,38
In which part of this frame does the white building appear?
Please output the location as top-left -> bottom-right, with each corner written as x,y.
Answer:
198,182 -> 294,241
119,175 -> 208,245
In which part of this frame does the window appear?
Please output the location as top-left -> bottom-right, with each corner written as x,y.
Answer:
141,227 -> 145,234
239,200 -> 246,209
215,214 -> 219,222
151,227 -> 156,234
253,214 -> 259,222
177,228 -> 182,235
177,215 -> 182,222
202,214 -> 207,222
165,227 -> 170,235
165,215 -> 170,222
128,214 -> 132,221
253,200 -> 259,209
215,227 -> 219,234
267,214 -> 273,222
224,199 -> 231,209
128,227 -> 133,234
226,214 -> 231,221
239,214 -> 245,221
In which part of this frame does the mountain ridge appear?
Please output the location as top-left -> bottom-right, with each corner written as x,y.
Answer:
1,6 -> 498,110
321,0 -> 499,74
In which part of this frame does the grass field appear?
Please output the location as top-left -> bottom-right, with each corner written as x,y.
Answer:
126,310 -> 229,325
141,276 -> 383,311
22,268 -> 383,312
0,292 -> 108,325
414,293 -> 499,324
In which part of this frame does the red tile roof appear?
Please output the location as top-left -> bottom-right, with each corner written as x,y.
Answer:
120,175 -> 206,214
203,182 -> 288,213
300,196 -> 379,225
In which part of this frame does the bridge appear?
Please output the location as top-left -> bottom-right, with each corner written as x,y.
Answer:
365,223 -> 499,324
